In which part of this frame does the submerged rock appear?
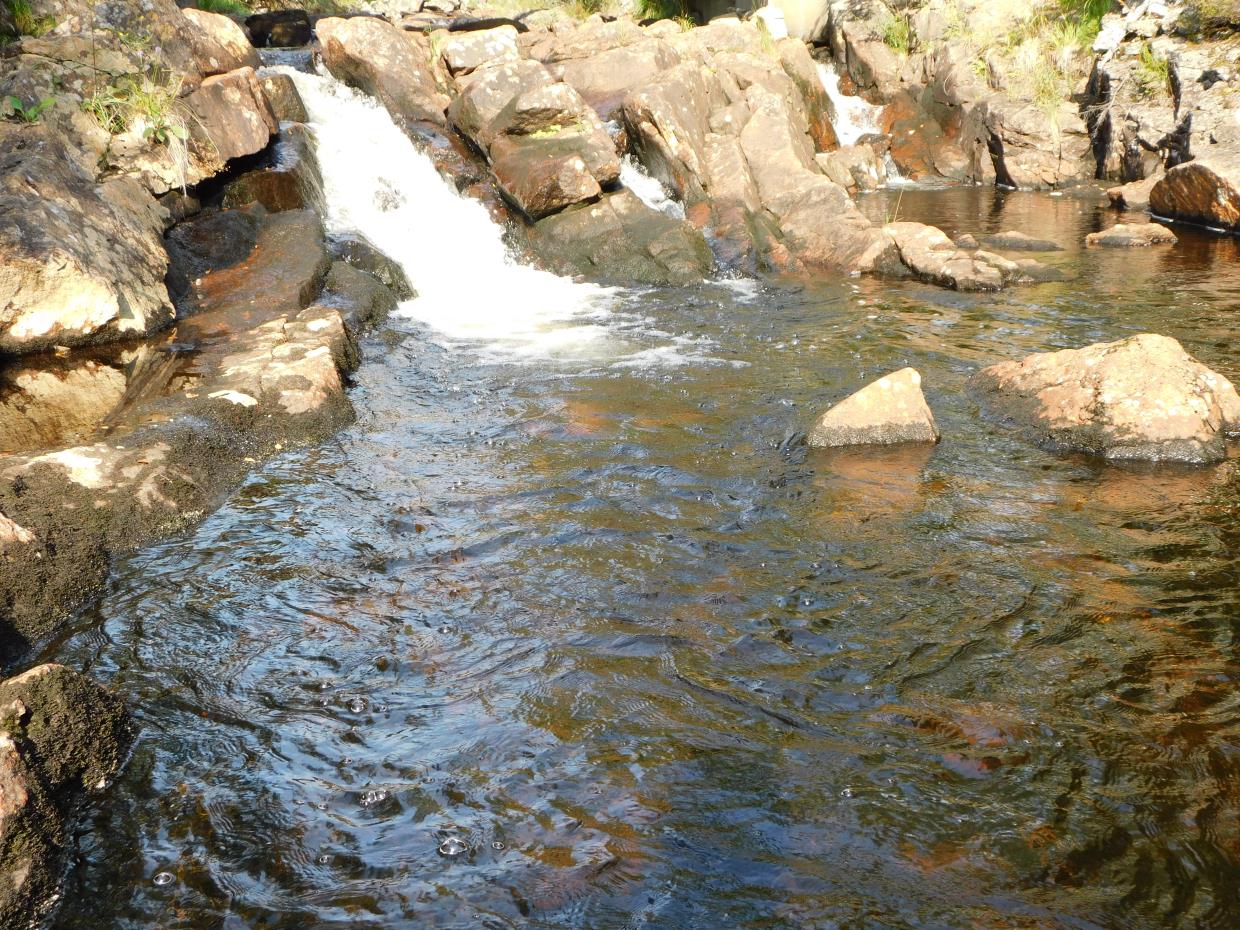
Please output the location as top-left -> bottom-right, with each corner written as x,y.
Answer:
1085,222 -> 1178,247
979,231 -> 1064,251
970,334 -> 1240,463
329,234 -> 416,301
530,188 -> 713,286
808,368 -> 940,448
1149,156 -> 1240,232
0,664 -> 132,929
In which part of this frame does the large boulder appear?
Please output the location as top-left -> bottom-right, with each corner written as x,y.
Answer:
808,368 -> 940,447
0,664 -> 133,929
317,16 -> 450,128
260,72 -> 309,123
879,222 -> 1036,291
530,189 -> 714,286
970,333 -> 1240,463
1149,156 -> 1240,231
185,67 -> 279,176
960,96 -> 1095,189
181,7 -> 260,76
0,126 -> 172,355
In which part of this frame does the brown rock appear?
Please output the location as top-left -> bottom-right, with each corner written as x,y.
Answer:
448,58 -> 553,151
440,25 -> 519,75
980,230 -> 1065,251
245,10 -> 314,48
220,124 -> 324,214
970,333 -> 1240,463
1106,174 -> 1161,212
317,16 -> 450,128
1085,222 -> 1178,247
261,72 -> 309,123
490,134 -> 604,220
882,222 -> 1019,291
808,368 -> 940,448
185,67 -> 279,175
182,7 -> 260,76
1149,157 -> 1240,231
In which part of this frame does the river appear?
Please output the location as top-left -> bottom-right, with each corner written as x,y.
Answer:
42,68 -> 1240,930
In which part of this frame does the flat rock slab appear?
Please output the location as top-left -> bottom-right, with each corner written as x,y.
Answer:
980,230 -> 1065,251
970,333 -> 1240,463
440,26 -> 519,75
1085,222 -> 1178,247
808,368 -> 940,448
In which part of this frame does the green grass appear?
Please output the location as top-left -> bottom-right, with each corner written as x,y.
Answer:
195,0 -> 251,13
882,15 -> 912,54
7,0 -> 56,37
1135,41 -> 1171,97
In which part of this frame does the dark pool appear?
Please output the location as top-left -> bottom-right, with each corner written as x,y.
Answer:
46,189 -> 1240,929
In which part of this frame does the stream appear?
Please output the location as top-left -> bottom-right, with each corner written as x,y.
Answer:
41,68 -> 1240,930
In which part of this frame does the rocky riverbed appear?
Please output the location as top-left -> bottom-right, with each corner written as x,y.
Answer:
2,0 -> 1240,926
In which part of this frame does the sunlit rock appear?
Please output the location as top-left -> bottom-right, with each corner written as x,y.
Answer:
1150,156 -> 1240,232
1085,222 -> 1178,247
808,368 -> 940,448
970,333 -> 1240,463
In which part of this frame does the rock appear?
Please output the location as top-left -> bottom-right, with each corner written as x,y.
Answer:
185,66 -> 279,176
0,664 -> 133,929
1107,174 -> 1161,212
0,126 -> 172,355
979,231 -> 1065,251
0,352 -> 130,455
881,222 -> 1019,291
777,38 -> 838,151
221,124 -> 324,215
1149,156 -> 1240,231
448,59 -> 555,151
881,90 -> 968,181
319,261 -> 400,333
440,25 -> 519,75
622,62 -> 714,205
491,134 -> 604,219
807,368 -> 940,448
961,96 -> 1094,189
328,234 -> 415,301
317,16 -> 450,128
164,206 -> 265,302
547,29 -> 680,115
815,144 -> 887,191
530,188 -> 714,285
261,72 -> 309,123
182,7 -> 260,76
245,10 -> 314,48
970,333 -> 1240,463
1085,222 -> 1178,247
954,232 -> 979,249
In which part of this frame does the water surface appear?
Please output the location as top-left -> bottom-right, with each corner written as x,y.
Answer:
43,186 -> 1240,927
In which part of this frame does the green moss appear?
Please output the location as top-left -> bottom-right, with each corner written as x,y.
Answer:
882,14 -> 912,54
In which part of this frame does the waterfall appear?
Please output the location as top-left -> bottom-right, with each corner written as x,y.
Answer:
620,157 -> 685,221
816,61 -> 884,148
276,67 -> 616,359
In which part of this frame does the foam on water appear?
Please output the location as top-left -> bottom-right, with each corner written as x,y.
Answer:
279,67 -> 619,360
619,157 -> 686,220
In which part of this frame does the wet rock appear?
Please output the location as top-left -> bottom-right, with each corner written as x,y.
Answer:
0,355 -> 128,455
808,368 -> 940,448
491,131 -> 616,219
1107,174 -> 1161,212
0,126 -> 172,355
622,62 -> 714,205
979,231 -> 1064,251
881,90 -> 968,181
182,7 -> 261,76
954,233 -> 979,249
440,25 -> 519,75
245,10 -> 314,48
880,223 -> 1019,291
1149,156 -> 1240,232
320,261 -> 400,333
164,205 -> 265,299
970,333 -> 1240,463
329,234 -> 415,300
0,664 -> 132,929
530,188 -> 714,285
815,144 -> 887,191
221,124 -> 324,215
777,38 -> 838,152
261,73 -> 310,123
317,16 -> 450,128
1085,222 -> 1178,247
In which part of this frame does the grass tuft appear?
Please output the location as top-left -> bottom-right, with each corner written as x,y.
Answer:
882,14 -> 912,54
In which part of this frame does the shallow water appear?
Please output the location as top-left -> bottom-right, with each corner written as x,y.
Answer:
39,175 -> 1240,930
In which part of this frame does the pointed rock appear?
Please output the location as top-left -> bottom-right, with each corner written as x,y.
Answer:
808,368 -> 940,448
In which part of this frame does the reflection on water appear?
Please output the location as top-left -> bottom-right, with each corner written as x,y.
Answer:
45,189 -> 1240,930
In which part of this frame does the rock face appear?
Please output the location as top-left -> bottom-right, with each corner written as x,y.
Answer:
808,368 -> 940,448
221,124 -> 325,215
970,334 -> 1240,463
0,664 -> 133,929
1085,222 -> 1178,247
317,16 -> 451,128
530,189 -> 714,285
0,126 -> 172,355
1149,157 -> 1240,232
182,7 -> 261,76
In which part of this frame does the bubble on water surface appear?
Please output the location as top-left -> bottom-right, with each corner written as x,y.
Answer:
491,841 -> 506,850
152,872 -> 175,886
318,854 -> 332,865
349,697 -> 368,713
437,836 -> 470,858
360,789 -> 388,807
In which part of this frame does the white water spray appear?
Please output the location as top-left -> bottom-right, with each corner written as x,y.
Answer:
815,61 -> 884,147
278,67 -> 616,359
619,157 -> 685,221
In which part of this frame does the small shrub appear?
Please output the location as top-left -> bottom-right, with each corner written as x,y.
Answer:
2,94 -> 53,122
637,0 -> 686,21
82,72 -> 187,143
882,15 -> 912,54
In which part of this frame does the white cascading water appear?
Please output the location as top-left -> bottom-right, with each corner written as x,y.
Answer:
619,157 -> 685,221
278,67 -> 617,359
815,60 -> 883,147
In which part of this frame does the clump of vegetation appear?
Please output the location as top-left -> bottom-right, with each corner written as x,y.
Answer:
2,93 -> 53,123
82,72 -> 188,144
1135,41 -> 1171,97
195,0 -> 251,14
8,0 -> 56,37
882,14 -> 913,54
636,0 -> 688,20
